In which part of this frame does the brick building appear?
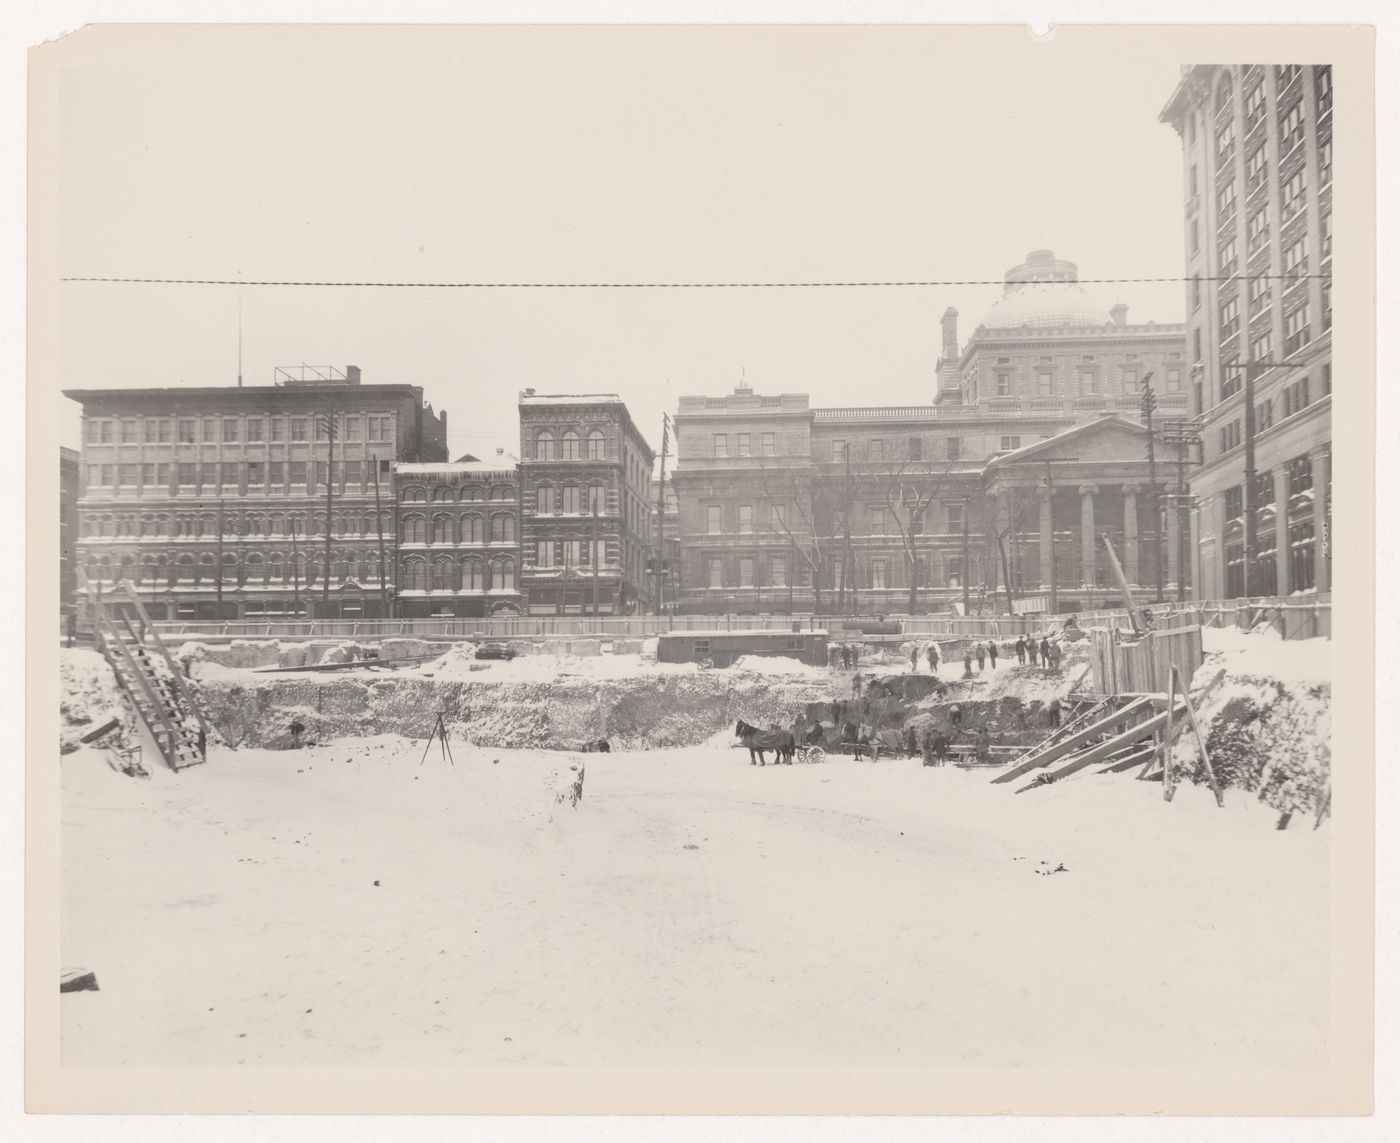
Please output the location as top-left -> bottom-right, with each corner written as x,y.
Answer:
1160,65 -> 1332,600
518,392 -> 656,615
669,253 -> 1189,615
64,365 -> 448,621
394,450 -> 523,617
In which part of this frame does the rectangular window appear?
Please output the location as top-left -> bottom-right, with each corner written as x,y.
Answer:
198,461 -> 216,489
1191,217 -> 1200,254
177,418 -> 196,443
1218,238 -> 1238,278
372,415 -> 392,440
868,507 -> 886,534
1280,169 -> 1306,222
738,557 -> 754,587
1189,164 -> 1198,197
246,462 -> 265,489
344,416 -> 362,442
143,419 -> 169,443
118,463 -> 139,487
1247,203 -> 1270,251
1319,138 -> 1332,187
738,505 -> 753,533
999,435 -> 1021,451
290,417 -> 308,442
1251,331 -> 1272,361
536,541 -> 554,568
1122,368 -> 1139,393
223,418 -> 239,443
707,505 -> 722,534
315,461 -> 329,489
946,437 -> 961,461
908,437 -> 922,461
1216,178 -> 1237,220
269,460 -> 284,488
1219,298 -> 1240,341
1224,485 -> 1244,521
870,559 -> 888,590
1192,275 -> 1202,310
712,434 -> 728,458
736,433 -> 751,456
344,460 -> 362,486
1256,399 -> 1274,432
270,417 -> 284,442
1245,146 -> 1267,192
289,460 -> 308,487
1193,328 -> 1203,362
118,419 -> 137,444
1221,356 -> 1242,399
1166,367 -> 1183,392
100,463 -> 115,487
1244,83 -> 1266,129
708,557 -> 723,589
1279,102 -> 1304,154
1282,235 -> 1308,278
1037,370 -> 1053,396
761,432 -> 776,456
1216,118 -> 1235,161
1321,212 -> 1332,260
832,439 -> 847,463
996,373 -> 1012,396
246,418 -> 264,442
771,555 -> 787,588
178,462 -> 197,486
1284,304 -> 1311,355
870,439 -> 885,461
1078,369 -> 1097,395
221,462 -> 240,489
1248,273 -> 1272,314
947,503 -> 963,532
142,462 -> 157,486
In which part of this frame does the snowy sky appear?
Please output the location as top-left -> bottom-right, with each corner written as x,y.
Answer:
42,25 -> 1191,460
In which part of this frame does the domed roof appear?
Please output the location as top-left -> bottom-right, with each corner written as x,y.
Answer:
976,250 -> 1115,331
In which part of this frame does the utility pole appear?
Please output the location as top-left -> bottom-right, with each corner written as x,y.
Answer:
1161,419 -> 1203,603
1141,374 -> 1166,602
592,490 -> 600,618
215,499 -> 225,618
319,408 -> 337,619
960,494 -> 970,615
1222,359 -> 1297,599
653,413 -> 670,615
291,517 -> 302,617
371,454 -> 389,616
788,534 -> 795,615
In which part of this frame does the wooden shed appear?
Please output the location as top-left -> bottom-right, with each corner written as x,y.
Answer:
656,629 -> 829,668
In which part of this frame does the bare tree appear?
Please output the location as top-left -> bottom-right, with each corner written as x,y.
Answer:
753,458 -> 826,611
876,445 -> 959,614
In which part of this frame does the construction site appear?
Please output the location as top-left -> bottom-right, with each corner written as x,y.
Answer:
58,573 -> 1333,1070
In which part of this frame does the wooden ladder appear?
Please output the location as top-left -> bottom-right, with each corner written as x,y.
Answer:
78,570 -> 211,771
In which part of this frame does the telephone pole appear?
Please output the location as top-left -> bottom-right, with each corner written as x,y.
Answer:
1161,419 -> 1203,604
1141,374 -> 1166,602
592,490 -> 600,618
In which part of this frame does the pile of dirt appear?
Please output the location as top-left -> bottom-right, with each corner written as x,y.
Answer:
59,648 -> 134,753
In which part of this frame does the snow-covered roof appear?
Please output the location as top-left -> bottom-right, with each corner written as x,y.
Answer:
397,456 -> 517,475
519,393 -> 623,406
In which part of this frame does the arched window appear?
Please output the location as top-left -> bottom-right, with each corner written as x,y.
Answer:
561,431 -> 580,460
223,553 -> 240,585
587,429 -> 605,460
491,513 -> 515,543
178,554 -> 197,583
462,486 -> 481,502
333,550 -> 351,582
462,515 -> 483,544
493,558 -> 516,593
462,558 -> 484,592
402,514 -> 426,544
118,554 -> 136,584
432,486 -> 454,502
244,553 -> 265,584
589,483 -> 608,515
431,513 -> 454,544
561,484 -> 581,514
141,554 -> 161,586
536,431 -> 554,461
268,512 -> 285,536
404,557 -> 427,592
401,485 -> 427,503
198,553 -> 216,584
492,485 -> 512,501
432,556 -> 457,592
244,515 -> 264,538
268,553 -> 285,583
535,485 -> 554,515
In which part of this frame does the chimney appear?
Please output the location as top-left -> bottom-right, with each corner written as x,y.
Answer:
1110,304 -> 1128,328
522,388 -> 536,397
345,364 -> 362,385
940,307 -> 959,360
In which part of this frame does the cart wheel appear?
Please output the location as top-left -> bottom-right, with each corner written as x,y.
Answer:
805,747 -> 825,765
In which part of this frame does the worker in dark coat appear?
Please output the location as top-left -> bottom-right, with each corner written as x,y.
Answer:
926,643 -> 939,672
975,644 -> 985,672
987,640 -> 998,669
949,703 -> 962,730
963,651 -> 974,678
930,730 -> 950,766
975,726 -> 992,763
910,645 -> 920,672
1027,638 -> 1039,667
904,725 -> 918,756
1039,637 -> 1052,666
1048,697 -> 1062,728
1015,636 -> 1026,665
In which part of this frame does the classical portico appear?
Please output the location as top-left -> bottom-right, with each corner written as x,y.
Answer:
982,414 -> 1178,601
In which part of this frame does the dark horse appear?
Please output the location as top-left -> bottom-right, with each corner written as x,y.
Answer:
736,719 -> 794,766
580,739 -> 611,753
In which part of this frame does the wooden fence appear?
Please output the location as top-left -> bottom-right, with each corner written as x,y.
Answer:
1088,624 -> 1205,695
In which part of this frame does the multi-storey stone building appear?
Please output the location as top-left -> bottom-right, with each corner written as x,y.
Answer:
64,366 -> 448,621
394,450 -> 523,617
670,253 -> 1189,615
517,392 -> 656,615
1161,65 -> 1332,600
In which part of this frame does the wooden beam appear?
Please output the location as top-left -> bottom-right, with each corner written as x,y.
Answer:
991,696 -> 1155,784
1032,703 -> 1188,785
1102,536 -> 1142,635
1176,664 -> 1224,807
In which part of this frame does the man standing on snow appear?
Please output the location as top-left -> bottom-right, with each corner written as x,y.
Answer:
910,644 -> 920,672
1048,696 -> 1062,728
1026,637 -> 1039,667
926,643 -> 939,672
930,729 -> 950,766
987,640 -> 998,669
975,643 -> 986,672
963,651 -> 974,678
975,726 -> 992,763
1015,635 -> 1026,665
1039,636 -> 1052,667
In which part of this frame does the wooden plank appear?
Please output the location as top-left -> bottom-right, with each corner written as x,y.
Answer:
1099,746 -> 1157,773
990,696 -> 1153,783
1177,664 -> 1224,808
1033,704 -> 1187,785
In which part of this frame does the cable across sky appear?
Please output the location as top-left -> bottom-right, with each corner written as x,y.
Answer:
59,273 -> 1330,289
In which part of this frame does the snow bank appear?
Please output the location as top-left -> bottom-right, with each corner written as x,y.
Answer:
59,648 -> 132,752
1199,624 -> 1330,687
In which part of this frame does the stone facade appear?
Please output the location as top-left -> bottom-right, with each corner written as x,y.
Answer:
1161,65 -> 1332,600
517,392 -> 656,615
394,451 -> 523,617
64,367 -> 448,621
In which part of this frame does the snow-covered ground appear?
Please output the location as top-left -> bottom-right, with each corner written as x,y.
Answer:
61,731 -> 1328,1071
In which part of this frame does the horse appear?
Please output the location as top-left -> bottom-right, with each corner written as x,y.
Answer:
735,719 -> 794,766
580,738 -> 611,753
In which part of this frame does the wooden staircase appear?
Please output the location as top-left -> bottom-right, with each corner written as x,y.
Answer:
78,570 -> 211,771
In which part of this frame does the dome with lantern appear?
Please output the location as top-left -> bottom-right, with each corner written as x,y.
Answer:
975,250 -> 1117,331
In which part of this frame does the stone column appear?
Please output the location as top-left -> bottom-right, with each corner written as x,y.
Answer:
1274,463 -> 1291,596
1039,488 -> 1054,590
1312,447 -> 1331,592
1079,484 -> 1098,587
1121,484 -> 1140,585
